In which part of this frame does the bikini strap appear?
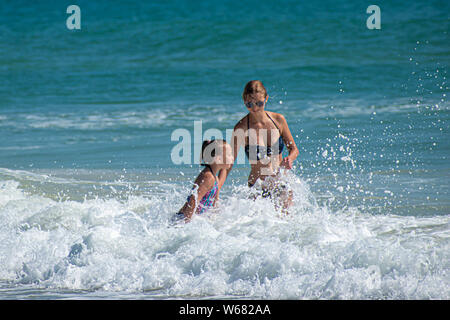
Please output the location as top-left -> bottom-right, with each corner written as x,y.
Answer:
248,112 -> 281,131
246,112 -> 281,145
205,164 -> 218,183
246,114 -> 250,145
265,112 -> 281,132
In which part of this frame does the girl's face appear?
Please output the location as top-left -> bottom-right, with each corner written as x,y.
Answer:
244,94 -> 267,112
223,144 -> 234,168
215,144 -> 233,168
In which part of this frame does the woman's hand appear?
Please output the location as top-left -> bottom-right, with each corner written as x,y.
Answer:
280,157 -> 293,169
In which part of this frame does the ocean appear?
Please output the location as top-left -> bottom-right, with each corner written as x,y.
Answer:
0,0 -> 448,299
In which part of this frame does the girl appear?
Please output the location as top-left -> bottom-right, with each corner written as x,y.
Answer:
176,139 -> 233,222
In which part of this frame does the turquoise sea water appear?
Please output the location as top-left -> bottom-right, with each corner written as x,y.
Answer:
0,1 -> 449,299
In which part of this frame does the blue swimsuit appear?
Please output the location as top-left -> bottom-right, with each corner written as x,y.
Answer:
177,165 -> 218,217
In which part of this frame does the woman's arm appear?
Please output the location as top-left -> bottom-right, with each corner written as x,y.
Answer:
277,114 -> 299,169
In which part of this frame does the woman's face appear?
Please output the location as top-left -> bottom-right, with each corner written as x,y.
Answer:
244,94 -> 267,112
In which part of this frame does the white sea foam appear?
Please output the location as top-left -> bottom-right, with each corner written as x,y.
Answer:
294,99 -> 449,120
0,171 -> 448,299
0,111 -> 170,130
0,106 -> 239,131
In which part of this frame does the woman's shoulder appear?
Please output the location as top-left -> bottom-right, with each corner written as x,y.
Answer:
266,111 -> 286,125
234,114 -> 248,130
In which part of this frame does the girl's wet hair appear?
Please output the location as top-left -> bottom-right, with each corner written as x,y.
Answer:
200,139 -> 227,166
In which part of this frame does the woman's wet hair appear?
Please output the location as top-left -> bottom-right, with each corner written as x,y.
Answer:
242,80 -> 267,101
200,139 -> 227,166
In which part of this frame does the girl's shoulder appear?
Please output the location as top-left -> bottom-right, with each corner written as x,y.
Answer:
194,167 -> 216,188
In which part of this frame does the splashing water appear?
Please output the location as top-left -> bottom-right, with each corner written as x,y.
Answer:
0,168 -> 448,299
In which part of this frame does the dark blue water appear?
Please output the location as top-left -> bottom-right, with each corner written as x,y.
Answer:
1,0 -> 448,214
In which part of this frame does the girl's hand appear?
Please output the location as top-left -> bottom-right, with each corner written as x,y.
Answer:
280,157 -> 293,169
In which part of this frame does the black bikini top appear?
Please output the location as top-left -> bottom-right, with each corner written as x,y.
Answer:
244,112 -> 285,161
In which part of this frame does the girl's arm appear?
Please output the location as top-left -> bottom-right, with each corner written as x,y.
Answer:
217,122 -> 245,188
179,172 -> 214,221
213,169 -> 227,206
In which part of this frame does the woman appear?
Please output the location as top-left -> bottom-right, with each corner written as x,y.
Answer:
219,80 -> 299,210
